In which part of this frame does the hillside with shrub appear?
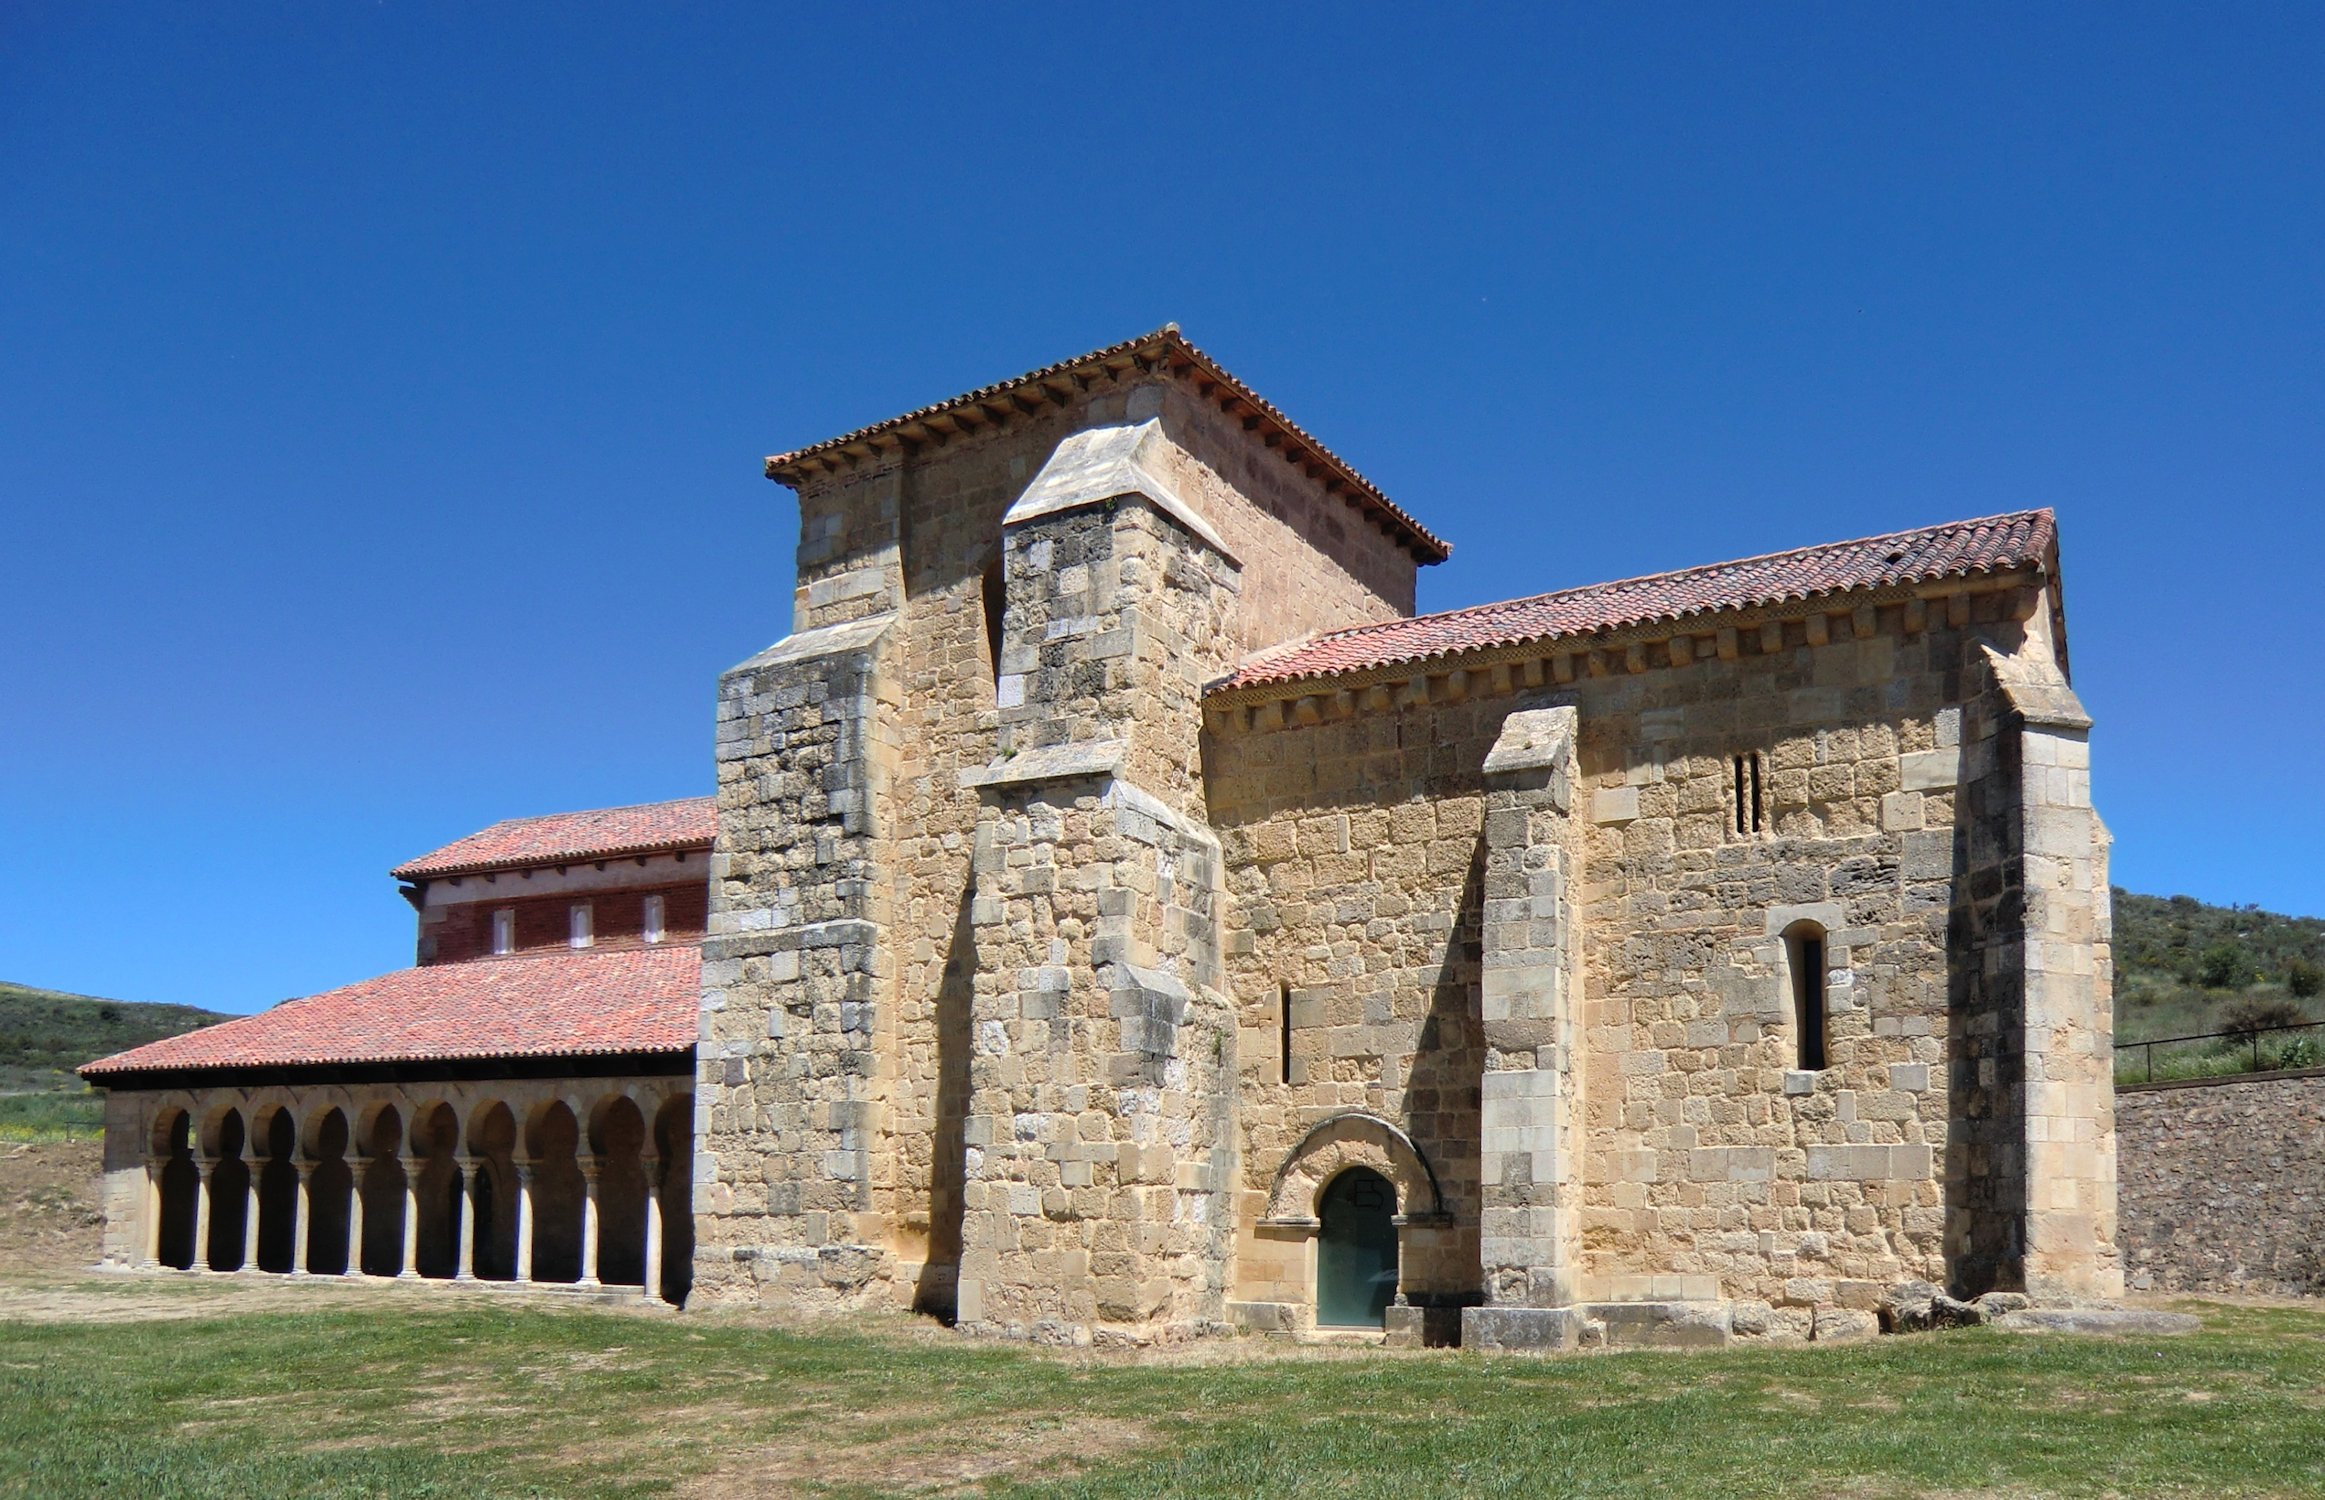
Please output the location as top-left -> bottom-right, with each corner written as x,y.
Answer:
2112,890 -> 2325,1082
0,982 -> 230,1141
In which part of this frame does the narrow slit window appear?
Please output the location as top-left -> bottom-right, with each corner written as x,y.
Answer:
1734,752 -> 1765,836
569,902 -> 594,950
1280,983 -> 1294,1086
643,893 -> 667,945
490,908 -> 515,956
981,558 -> 1007,688
1786,922 -> 1828,1070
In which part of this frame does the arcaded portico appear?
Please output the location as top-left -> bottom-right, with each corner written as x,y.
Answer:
84,801 -> 712,1305
117,1077 -> 692,1301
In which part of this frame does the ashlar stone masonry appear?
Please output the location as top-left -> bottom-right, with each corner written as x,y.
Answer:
688,326 -> 2123,1348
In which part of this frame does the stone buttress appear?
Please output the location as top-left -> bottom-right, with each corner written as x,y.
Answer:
1948,637 -> 2123,1301
954,419 -> 1243,1343
691,463 -> 906,1306
1462,706 -> 1590,1350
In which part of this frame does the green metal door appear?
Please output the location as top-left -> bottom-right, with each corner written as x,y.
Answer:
1316,1167 -> 1398,1328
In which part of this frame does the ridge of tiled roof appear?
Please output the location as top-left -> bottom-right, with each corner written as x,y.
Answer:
761,325 -> 1452,563
1215,509 -> 2057,694
79,945 -> 697,1077
391,797 -> 716,881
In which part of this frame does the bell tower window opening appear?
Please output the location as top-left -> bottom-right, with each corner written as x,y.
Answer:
490,908 -> 515,957
643,893 -> 667,945
570,903 -> 594,950
981,558 -> 1007,689
1733,752 -> 1764,837
1279,983 -> 1293,1086
1785,921 -> 1828,1071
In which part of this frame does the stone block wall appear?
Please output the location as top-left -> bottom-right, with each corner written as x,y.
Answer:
704,358 -> 1421,1317
1207,580 -> 2076,1323
2118,1072 -> 2325,1297
692,615 -> 902,1306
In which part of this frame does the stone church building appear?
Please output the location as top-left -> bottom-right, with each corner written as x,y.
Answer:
87,326 -> 2121,1348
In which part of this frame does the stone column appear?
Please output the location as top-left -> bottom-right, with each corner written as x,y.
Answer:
513,1161 -> 536,1285
243,1170 -> 262,1273
291,1161 -> 313,1275
640,1153 -> 664,1303
1465,706 -> 1588,1353
345,1161 -> 368,1277
193,1156 -> 216,1271
142,1158 -> 163,1269
397,1155 -> 422,1278
579,1157 -> 603,1288
453,1156 -> 477,1282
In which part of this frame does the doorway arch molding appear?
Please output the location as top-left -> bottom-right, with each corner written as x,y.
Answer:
1261,1111 -> 1451,1227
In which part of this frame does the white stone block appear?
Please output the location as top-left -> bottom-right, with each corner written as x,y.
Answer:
1900,747 -> 1961,791
1591,786 -> 1640,825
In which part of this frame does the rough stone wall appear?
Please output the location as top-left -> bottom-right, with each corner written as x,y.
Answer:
958,776 -> 1237,1339
692,615 -> 902,1306
1477,707 -> 1585,1310
1208,584 -> 2058,1323
706,363 -> 1417,1315
2118,1073 -> 2325,1296
1944,644 -> 2123,1300
1142,381 -> 1416,653
953,487 -> 1244,1342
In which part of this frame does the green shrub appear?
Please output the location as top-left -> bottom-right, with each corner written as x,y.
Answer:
2224,997 -> 2307,1037
2199,943 -> 2254,990
2290,958 -> 2323,1000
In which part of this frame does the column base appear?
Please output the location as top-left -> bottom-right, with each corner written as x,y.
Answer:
1461,1305 -> 1587,1352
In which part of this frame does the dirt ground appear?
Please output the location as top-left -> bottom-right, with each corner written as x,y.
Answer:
0,1140 -> 102,1273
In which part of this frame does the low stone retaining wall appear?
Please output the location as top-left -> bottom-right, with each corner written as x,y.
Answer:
2118,1069 -> 2325,1296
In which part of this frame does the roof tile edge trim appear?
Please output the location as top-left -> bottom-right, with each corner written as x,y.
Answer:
760,325 -> 1451,563
1208,509 -> 2058,700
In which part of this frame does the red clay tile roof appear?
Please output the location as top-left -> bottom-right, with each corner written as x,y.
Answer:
80,946 -> 697,1077
763,325 -> 1452,564
392,797 -> 716,881
1216,510 -> 2057,693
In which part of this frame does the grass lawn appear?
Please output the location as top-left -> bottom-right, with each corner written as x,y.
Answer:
3,1282 -> 2323,1498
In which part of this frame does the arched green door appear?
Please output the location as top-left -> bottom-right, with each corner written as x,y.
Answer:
1316,1167 -> 1398,1328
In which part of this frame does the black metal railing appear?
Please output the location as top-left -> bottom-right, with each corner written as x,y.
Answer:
2115,1018 -> 2325,1086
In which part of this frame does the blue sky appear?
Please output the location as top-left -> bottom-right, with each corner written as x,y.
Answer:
3,5 -> 2318,1014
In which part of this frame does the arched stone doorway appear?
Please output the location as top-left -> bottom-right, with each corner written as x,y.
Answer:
524,1100 -> 586,1284
465,1102 -> 519,1281
356,1105 -> 407,1277
651,1093 -> 694,1305
204,1109 -> 250,1272
254,1108 -> 300,1273
1316,1167 -> 1399,1329
305,1108 -> 355,1276
154,1108 -> 199,1270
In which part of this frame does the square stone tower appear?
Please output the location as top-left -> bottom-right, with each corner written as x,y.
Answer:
687,328 -> 1445,1340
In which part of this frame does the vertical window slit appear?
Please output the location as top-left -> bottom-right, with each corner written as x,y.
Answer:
1750,752 -> 1764,833
981,558 -> 1006,689
1280,983 -> 1293,1086
1786,923 -> 1828,1071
